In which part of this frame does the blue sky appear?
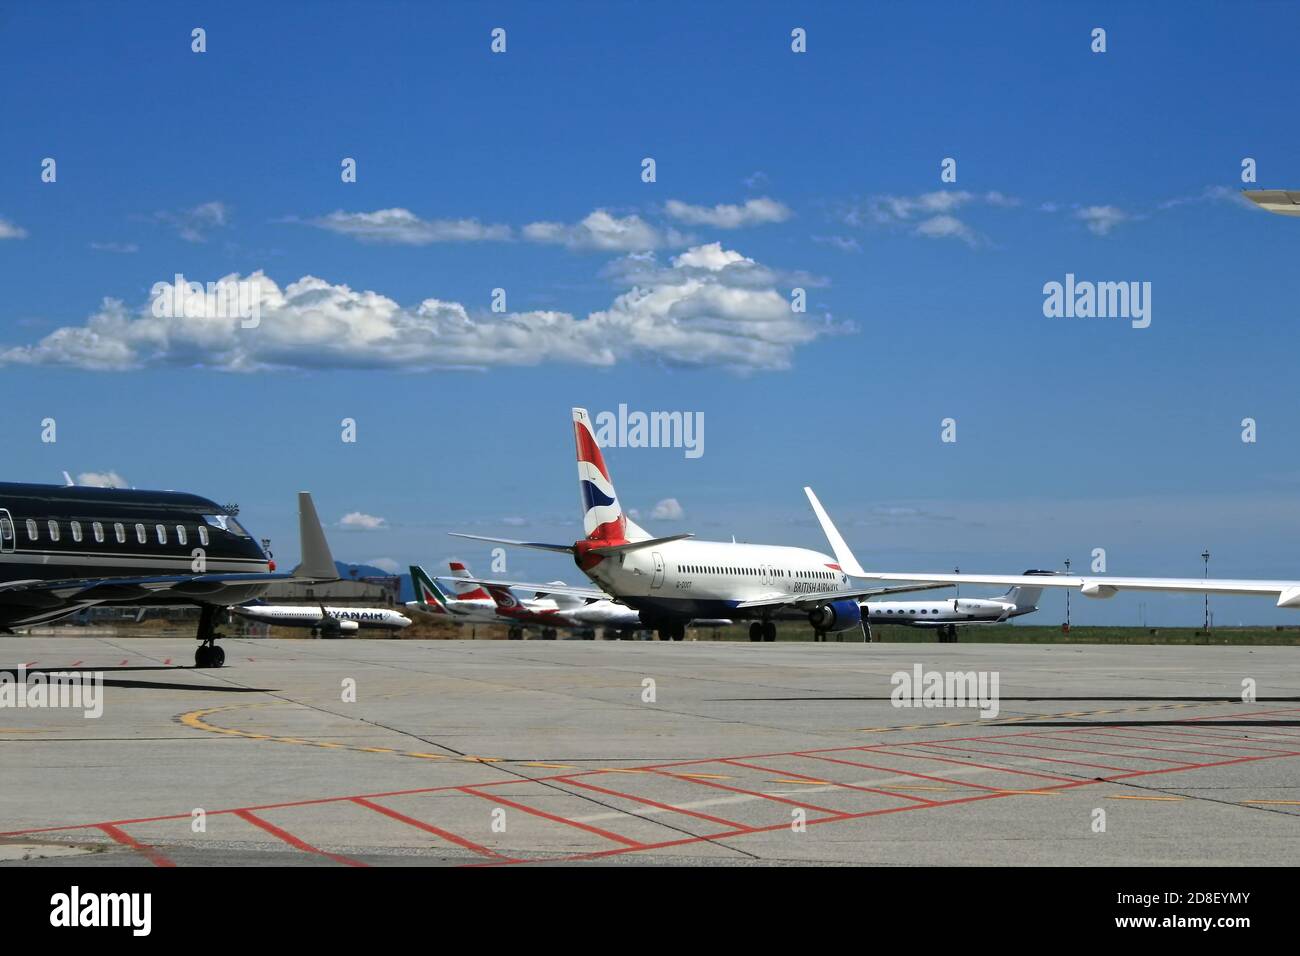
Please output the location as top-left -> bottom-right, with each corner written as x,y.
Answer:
3,2 -> 1300,624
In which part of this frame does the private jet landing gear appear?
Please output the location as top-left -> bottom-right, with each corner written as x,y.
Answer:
194,604 -> 227,668
937,624 -> 959,643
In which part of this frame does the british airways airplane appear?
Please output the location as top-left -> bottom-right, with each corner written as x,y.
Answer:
450,408 -> 936,641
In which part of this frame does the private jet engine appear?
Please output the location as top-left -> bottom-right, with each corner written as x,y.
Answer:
309,606 -> 361,639
808,598 -> 862,633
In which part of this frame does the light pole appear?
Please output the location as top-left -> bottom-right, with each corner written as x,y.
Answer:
1202,549 -> 1211,632
1064,557 -> 1072,629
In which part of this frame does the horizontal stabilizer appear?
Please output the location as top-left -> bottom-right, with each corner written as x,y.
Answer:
589,533 -> 694,556
447,533 -> 576,554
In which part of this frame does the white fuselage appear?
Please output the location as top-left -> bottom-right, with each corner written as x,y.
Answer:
866,596 -> 1023,627
234,605 -> 411,631
581,540 -> 853,621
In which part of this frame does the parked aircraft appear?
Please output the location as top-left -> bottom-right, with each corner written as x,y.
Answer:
231,602 -> 410,636
0,484 -> 337,666
450,408 -> 936,641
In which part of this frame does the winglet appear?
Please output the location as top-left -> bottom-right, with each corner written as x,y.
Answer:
293,492 -> 338,581
804,487 -> 869,578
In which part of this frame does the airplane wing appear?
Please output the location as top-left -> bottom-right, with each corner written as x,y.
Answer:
803,486 -> 1300,608
0,492 -> 338,606
435,576 -> 612,601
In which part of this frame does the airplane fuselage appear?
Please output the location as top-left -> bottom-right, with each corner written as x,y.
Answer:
0,482 -> 272,628
580,539 -> 853,625
233,605 -> 411,631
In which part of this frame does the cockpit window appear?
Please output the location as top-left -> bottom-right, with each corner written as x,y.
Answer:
202,514 -> 250,537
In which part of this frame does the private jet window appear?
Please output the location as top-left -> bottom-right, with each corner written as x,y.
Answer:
71,521 -> 83,543
114,523 -> 126,544
47,519 -> 60,542
93,522 -> 105,543
135,523 -> 147,544
198,526 -> 209,547
155,524 -> 167,545
176,525 -> 187,546
26,519 -> 37,541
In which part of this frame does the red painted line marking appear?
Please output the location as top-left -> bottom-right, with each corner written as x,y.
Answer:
652,768 -> 846,816
1088,727 -> 1300,755
867,745 -> 1080,783
118,660 -> 127,666
965,735 -> 1191,766
70,661 -> 82,667
1058,729 -> 1284,759
558,776 -> 754,830
719,758 -> 938,805
23,661 -> 37,668
803,753 -> 1009,791
349,797 -> 512,860
457,788 -> 645,848
96,824 -> 174,868
163,659 -> 171,666
912,740 -> 1154,773
232,809 -> 367,867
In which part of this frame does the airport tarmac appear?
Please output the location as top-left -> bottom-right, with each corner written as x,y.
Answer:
3,635 -> 1300,866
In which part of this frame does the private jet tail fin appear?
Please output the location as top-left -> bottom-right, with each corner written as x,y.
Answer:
293,492 -> 338,581
803,487 -> 870,578
1003,570 -> 1052,611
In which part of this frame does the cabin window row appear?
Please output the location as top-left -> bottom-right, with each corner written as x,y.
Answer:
675,565 -> 836,580
24,519 -> 208,548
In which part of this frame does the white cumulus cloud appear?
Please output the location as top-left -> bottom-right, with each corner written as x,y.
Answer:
77,471 -> 129,488
0,216 -> 28,240
312,208 -> 512,244
664,197 -> 792,229
650,498 -> 684,520
523,209 -> 681,252
0,244 -> 844,373
340,512 -> 387,530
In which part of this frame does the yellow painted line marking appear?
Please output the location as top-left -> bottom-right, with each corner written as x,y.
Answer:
403,752 -> 448,760
523,762 -> 578,769
768,778 -> 832,786
1243,800 -> 1300,806
1109,795 -> 1184,801
676,772 -> 731,780
460,756 -> 500,763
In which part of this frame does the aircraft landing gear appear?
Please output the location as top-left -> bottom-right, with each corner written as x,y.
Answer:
194,604 -> 227,668
542,627 -> 558,640
658,623 -> 686,641
762,621 -> 777,642
508,626 -> 523,640
937,624 -> 959,643
749,622 -> 763,642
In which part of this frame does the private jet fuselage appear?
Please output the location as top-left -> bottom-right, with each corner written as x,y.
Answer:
0,482 -> 273,629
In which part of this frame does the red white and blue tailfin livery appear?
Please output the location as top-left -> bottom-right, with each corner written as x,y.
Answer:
574,408 -> 631,544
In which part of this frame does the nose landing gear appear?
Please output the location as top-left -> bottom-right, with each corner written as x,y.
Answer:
194,604 -> 227,668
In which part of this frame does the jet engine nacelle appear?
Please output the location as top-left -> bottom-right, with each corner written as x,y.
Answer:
312,617 -> 361,638
808,598 -> 862,632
